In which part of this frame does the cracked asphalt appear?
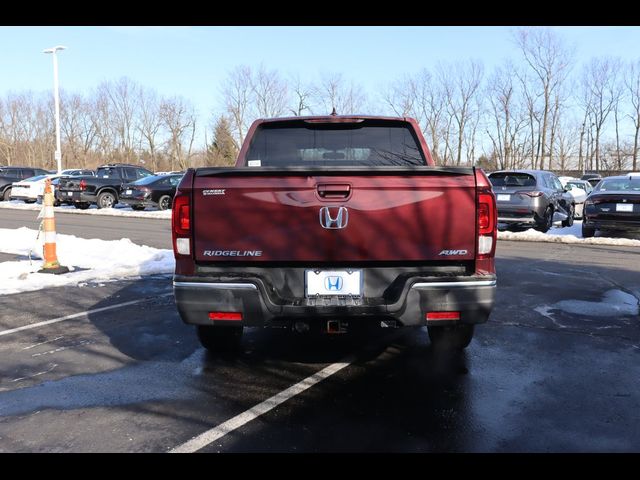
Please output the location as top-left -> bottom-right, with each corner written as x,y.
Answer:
0,211 -> 639,452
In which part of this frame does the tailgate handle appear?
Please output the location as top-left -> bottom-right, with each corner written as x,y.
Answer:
317,184 -> 351,199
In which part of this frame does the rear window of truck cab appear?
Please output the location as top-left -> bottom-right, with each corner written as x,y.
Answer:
245,120 -> 426,167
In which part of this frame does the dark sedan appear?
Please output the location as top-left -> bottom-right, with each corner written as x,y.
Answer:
582,174 -> 640,237
119,173 -> 183,210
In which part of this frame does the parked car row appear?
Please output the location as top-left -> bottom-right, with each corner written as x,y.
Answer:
488,168 -> 639,236
1,163 -> 184,211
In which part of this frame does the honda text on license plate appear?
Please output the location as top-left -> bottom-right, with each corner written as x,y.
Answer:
305,270 -> 362,296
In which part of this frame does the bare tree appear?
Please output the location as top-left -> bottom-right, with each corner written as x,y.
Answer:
252,65 -> 288,118
137,87 -> 164,172
581,57 -> 621,171
515,27 -> 574,170
222,65 -> 253,148
98,77 -> 141,163
486,61 -> 528,170
160,96 -> 197,171
439,60 -> 484,165
288,74 -> 316,116
625,60 -> 640,171
318,72 -> 368,115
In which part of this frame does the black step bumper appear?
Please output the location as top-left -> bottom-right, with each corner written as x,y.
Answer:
173,273 -> 496,328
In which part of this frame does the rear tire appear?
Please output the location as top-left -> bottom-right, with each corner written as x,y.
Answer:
561,204 -> 575,227
535,207 -> 554,233
97,191 -> 116,209
158,195 -> 172,211
428,324 -> 475,351
582,223 -> 596,238
74,202 -> 90,210
2,188 -> 11,201
197,325 -> 243,353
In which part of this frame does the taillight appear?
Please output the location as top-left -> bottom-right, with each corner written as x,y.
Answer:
477,190 -> 497,258
523,191 -> 544,197
172,192 -> 191,256
426,311 -> 460,321
79,179 -> 86,191
208,312 -> 243,321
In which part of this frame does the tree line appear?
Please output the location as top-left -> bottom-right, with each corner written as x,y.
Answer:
1,27 -> 639,172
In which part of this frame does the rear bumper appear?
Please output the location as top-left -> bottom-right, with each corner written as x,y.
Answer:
56,191 -> 96,203
9,194 -> 37,202
120,197 -> 156,207
173,274 -> 496,328
496,204 -> 545,225
584,217 -> 640,232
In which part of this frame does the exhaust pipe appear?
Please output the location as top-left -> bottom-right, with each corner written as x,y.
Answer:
326,320 -> 347,334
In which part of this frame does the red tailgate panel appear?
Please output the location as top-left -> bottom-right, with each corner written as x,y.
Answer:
193,175 -> 476,263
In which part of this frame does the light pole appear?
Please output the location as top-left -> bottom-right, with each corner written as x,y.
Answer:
43,45 -> 66,174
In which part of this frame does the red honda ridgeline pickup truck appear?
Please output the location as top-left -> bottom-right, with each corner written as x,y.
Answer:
172,116 -> 497,352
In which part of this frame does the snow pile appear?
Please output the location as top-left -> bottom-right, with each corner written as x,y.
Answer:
0,227 -> 175,295
0,200 -> 171,219
498,221 -> 640,247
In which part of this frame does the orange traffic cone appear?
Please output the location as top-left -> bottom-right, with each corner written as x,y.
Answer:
38,178 -> 69,275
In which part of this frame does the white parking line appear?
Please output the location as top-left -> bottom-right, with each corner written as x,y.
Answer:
169,359 -> 353,453
0,293 -> 172,337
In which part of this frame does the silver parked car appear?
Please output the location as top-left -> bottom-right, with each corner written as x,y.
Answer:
488,170 -> 575,232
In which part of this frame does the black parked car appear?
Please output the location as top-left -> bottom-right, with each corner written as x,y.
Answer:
0,166 -> 50,201
582,174 -> 640,237
119,173 -> 183,210
581,173 -> 603,188
488,169 -> 575,232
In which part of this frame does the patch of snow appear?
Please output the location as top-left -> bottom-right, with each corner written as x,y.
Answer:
0,200 -> 171,220
498,221 -> 640,248
0,227 -> 174,295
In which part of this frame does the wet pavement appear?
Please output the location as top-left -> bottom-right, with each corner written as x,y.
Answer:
0,239 -> 639,452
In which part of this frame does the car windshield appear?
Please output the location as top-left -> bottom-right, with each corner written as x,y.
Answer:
567,181 -> 587,191
245,121 -> 426,167
23,175 -> 48,182
595,178 -> 640,192
488,172 -> 537,187
131,175 -> 162,185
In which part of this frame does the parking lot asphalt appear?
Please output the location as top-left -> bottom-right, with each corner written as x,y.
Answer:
0,211 -> 639,452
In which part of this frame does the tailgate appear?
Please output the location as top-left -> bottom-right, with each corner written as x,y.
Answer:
192,167 -> 477,263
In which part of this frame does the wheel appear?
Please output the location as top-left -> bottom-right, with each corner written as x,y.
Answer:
158,195 -> 172,211
428,324 -> 475,351
561,204 -> 575,227
97,191 -> 116,209
582,222 -> 595,238
53,199 -> 61,207
74,202 -> 90,210
2,188 -> 11,201
535,207 -> 554,233
196,325 -> 243,352
131,205 -> 146,211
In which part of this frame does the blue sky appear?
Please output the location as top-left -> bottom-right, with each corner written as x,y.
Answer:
1,26 -> 640,134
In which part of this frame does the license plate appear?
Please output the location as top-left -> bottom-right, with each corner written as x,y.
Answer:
616,203 -> 633,212
125,190 -> 132,195
67,192 -> 73,196
305,270 -> 362,297
497,194 -> 511,202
